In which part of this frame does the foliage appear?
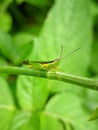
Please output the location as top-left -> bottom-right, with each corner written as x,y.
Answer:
0,0 -> 98,130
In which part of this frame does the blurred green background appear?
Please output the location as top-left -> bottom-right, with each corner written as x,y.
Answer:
0,0 -> 98,130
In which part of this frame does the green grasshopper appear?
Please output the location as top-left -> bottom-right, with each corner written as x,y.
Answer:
23,46 -> 80,71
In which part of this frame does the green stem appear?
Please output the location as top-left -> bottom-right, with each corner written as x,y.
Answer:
0,66 -> 98,91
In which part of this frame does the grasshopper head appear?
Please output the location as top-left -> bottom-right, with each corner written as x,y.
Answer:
54,58 -> 60,65
52,58 -> 60,68
54,58 -> 60,62
23,60 -> 29,65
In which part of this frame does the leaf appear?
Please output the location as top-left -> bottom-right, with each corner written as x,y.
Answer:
0,12 -> 12,32
89,107 -> 98,121
11,111 -> 33,130
0,31 -> 33,65
38,0 -> 92,74
13,33 -> 33,47
13,32 -> 34,64
14,42 -> 33,65
36,0 -> 92,94
17,0 -> 92,127
16,39 -> 49,110
11,111 -> 63,130
0,77 -> 16,130
45,92 -> 95,130
17,75 -> 49,110
40,113 -> 64,130
0,31 -> 18,64
90,39 -> 98,75
84,90 -> 98,111
0,0 -> 13,15
17,0 -> 92,112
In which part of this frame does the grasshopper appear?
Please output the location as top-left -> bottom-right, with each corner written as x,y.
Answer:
23,46 -> 80,71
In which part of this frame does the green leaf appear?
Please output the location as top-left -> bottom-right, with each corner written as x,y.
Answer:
89,107 -> 98,121
0,12 -> 12,32
91,39 -> 98,75
84,90 -> 98,111
0,0 -> 13,15
0,31 -> 18,63
17,0 -> 92,128
0,77 -> 15,106
14,33 -> 34,47
45,92 -> 95,130
11,111 -> 33,130
17,0 -> 92,112
14,43 -> 33,65
26,0 -> 92,96
0,77 -> 16,130
36,0 -> 92,94
40,113 -> 64,130
13,32 -> 34,64
11,111 -> 64,130
17,75 -> 49,110
0,31 -> 33,65
38,0 -> 92,73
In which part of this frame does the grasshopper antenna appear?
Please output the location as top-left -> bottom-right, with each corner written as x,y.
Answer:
61,48 -> 80,61
60,45 -> 63,59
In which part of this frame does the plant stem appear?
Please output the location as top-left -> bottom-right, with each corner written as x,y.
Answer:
0,66 -> 98,91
